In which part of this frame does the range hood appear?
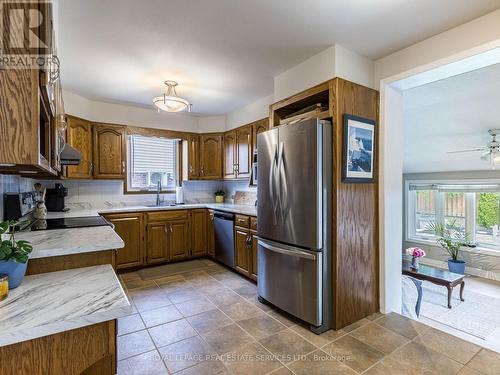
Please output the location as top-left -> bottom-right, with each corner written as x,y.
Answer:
59,143 -> 81,165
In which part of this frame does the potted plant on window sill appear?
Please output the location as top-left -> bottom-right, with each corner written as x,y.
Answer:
0,221 -> 33,289
214,190 -> 226,204
426,220 -> 470,275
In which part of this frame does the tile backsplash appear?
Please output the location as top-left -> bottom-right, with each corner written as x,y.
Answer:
1,174 -> 258,219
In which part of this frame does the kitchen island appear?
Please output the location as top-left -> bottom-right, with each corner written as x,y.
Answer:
0,265 -> 131,374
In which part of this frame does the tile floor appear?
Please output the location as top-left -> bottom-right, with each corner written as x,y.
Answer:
117,259 -> 500,374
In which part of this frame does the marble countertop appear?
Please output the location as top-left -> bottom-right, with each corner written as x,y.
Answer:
0,265 -> 131,347
15,226 -> 125,259
18,203 -> 254,260
45,202 -> 257,218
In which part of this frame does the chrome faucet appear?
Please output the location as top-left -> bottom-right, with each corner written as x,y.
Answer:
156,180 -> 162,206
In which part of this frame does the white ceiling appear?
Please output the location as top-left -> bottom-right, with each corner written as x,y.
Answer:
59,0 -> 500,114
403,63 -> 500,173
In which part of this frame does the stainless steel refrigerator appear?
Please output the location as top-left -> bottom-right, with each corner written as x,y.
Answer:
257,118 -> 332,333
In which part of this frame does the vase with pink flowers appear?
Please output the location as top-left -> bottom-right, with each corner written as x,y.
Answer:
406,247 -> 426,271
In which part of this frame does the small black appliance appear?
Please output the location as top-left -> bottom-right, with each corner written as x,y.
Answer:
45,183 -> 69,212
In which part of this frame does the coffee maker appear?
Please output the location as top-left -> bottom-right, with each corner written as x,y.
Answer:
45,183 -> 69,212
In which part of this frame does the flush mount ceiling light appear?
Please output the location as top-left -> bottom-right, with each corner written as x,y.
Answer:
153,80 -> 192,113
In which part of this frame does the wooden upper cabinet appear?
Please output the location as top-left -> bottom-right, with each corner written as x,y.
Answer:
66,116 -> 93,179
169,219 -> 190,261
252,118 -> 269,152
236,125 -> 252,178
191,209 -> 207,257
93,124 -> 126,179
187,134 -> 200,179
200,134 -> 223,179
224,130 -> 237,179
105,213 -> 144,270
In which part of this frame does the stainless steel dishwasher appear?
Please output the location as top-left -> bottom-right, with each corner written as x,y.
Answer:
214,211 -> 235,267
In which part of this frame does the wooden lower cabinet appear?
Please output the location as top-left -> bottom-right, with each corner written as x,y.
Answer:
207,210 -> 215,257
105,213 -> 144,270
0,320 -> 116,375
145,211 -> 190,264
250,230 -> 258,281
191,209 -> 207,257
146,222 -> 170,264
169,219 -> 190,261
235,227 -> 251,276
234,215 -> 258,281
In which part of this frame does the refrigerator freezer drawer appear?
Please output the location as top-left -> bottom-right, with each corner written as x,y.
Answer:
257,239 -> 322,326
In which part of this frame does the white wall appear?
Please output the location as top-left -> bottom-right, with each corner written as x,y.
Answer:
273,46 -> 336,102
64,90 -> 199,132
379,85 -> 404,314
273,45 -> 375,102
197,116 -> 226,133
225,94 -> 273,130
374,9 -> 500,85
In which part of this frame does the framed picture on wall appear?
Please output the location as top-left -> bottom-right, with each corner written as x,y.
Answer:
342,114 -> 376,183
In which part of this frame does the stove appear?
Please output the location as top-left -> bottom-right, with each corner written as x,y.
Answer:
30,216 -> 111,231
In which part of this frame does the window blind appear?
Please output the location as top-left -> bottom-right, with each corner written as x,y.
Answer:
130,135 -> 177,174
409,183 -> 500,193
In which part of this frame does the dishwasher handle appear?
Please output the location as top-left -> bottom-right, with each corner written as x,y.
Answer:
213,211 -> 235,221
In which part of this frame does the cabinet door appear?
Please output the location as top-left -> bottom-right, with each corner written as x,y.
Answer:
191,209 -> 207,257
234,227 -> 251,276
200,134 -> 223,179
93,124 -> 125,179
187,134 -> 200,179
252,118 -> 269,153
223,130 -> 237,179
236,125 -> 252,178
106,213 -> 144,270
169,219 -> 190,261
146,223 -> 169,264
250,231 -> 258,281
207,210 -> 215,258
66,116 -> 93,179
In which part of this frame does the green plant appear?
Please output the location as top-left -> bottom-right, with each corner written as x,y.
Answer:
477,193 -> 499,229
0,221 -> 33,263
425,220 -> 470,262
214,190 -> 226,196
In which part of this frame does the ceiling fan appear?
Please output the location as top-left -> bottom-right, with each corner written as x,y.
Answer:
447,129 -> 500,167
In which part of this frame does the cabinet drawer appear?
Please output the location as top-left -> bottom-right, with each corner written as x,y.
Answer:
250,216 -> 257,230
146,210 -> 188,222
235,214 -> 250,228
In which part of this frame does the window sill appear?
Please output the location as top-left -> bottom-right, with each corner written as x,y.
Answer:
406,237 -> 500,258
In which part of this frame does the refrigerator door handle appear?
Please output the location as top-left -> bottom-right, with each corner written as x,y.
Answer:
277,141 -> 288,220
276,141 -> 284,221
258,239 -> 317,260
269,143 -> 279,225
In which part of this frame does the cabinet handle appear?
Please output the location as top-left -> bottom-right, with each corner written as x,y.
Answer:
122,161 -> 125,174
110,217 -> 138,222
201,167 -> 204,176
189,165 -> 193,174
170,224 -> 173,233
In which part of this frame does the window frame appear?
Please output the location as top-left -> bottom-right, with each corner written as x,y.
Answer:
124,134 -> 183,195
405,179 -> 500,254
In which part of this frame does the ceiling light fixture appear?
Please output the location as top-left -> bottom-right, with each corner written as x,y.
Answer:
153,80 -> 192,113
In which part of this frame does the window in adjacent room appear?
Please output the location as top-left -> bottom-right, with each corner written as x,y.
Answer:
406,182 -> 500,251
126,134 -> 180,193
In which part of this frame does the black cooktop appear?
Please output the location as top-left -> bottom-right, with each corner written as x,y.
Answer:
30,216 -> 111,231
